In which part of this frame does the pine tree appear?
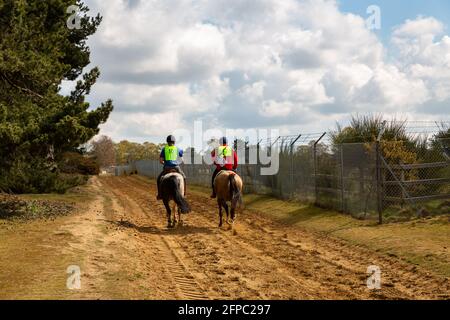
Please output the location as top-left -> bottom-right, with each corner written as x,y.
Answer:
0,0 -> 113,193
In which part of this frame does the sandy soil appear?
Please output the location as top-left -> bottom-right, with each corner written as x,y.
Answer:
0,175 -> 448,299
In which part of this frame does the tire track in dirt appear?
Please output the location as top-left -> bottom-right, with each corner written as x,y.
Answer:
112,176 -> 360,299
102,177 -> 265,299
99,177 -> 208,300
160,237 -> 209,299
119,175 -> 449,300
235,205 -> 450,299
113,176 -> 322,299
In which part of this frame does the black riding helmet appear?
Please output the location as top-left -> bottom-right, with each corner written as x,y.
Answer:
219,137 -> 228,145
166,135 -> 176,143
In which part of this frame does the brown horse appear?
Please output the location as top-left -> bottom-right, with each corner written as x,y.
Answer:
213,170 -> 243,227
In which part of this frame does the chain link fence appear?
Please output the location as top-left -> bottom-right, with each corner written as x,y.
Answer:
380,137 -> 450,221
115,137 -> 450,223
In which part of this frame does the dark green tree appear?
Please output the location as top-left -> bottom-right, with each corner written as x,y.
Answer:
0,0 -> 113,193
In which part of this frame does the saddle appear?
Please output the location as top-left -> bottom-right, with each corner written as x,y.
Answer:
163,168 -> 178,175
161,168 -> 186,196
214,169 -> 236,185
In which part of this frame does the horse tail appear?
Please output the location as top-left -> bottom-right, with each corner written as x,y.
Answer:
172,177 -> 191,214
229,174 -> 243,209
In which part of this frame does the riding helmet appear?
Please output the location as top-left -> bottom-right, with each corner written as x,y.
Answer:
220,137 -> 228,145
166,135 -> 176,143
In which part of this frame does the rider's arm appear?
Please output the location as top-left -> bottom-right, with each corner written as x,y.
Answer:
233,151 -> 238,170
159,148 -> 165,165
178,149 -> 184,165
211,149 -> 216,164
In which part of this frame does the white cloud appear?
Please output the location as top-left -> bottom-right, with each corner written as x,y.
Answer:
392,17 -> 450,104
358,64 -> 430,109
82,0 -> 450,142
260,100 -> 293,118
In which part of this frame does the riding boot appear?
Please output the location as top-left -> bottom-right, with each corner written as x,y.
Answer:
211,168 -> 219,198
156,183 -> 162,200
156,172 -> 164,200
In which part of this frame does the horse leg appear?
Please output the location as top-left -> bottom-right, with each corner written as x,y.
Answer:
172,203 -> 178,227
163,200 -> 172,228
223,202 -> 230,225
230,205 -> 236,223
218,200 -> 223,228
178,208 -> 182,226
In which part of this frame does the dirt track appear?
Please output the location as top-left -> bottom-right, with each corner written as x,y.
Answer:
61,175 -> 447,300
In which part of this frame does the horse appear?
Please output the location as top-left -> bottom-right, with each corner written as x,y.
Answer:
160,172 -> 191,228
213,170 -> 243,227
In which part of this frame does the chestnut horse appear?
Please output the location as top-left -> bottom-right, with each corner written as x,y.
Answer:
213,170 -> 243,227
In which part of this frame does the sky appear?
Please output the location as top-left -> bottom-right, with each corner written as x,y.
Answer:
66,0 -> 450,144
339,0 -> 450,42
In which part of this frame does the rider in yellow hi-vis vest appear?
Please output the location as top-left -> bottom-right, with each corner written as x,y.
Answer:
210,137 -> 238,198
156,135 -> 186,200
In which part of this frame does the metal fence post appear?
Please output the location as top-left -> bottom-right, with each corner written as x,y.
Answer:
376,123 -> 387,224
314,132 -> 327,205
376,140 -> 383,224
290,134 -> 302,198
340,144 -> 345,212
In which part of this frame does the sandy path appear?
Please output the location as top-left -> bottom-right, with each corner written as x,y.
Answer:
93,176 -> 449,300
1,175 -> 447,299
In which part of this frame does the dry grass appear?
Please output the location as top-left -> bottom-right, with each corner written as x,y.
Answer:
0,217 -> 82,299
0,186 -> 96,299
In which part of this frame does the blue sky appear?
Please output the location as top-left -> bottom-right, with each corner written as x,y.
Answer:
339,0 -> 450,42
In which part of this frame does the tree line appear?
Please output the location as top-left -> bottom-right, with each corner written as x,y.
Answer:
87,136 -> 163,168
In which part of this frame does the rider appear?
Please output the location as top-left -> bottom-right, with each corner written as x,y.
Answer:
210,137 -> 238,198
156,135 -> 186,200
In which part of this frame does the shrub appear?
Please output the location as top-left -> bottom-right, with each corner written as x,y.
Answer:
0,156 -> 91,195
59,152 -> 100,175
